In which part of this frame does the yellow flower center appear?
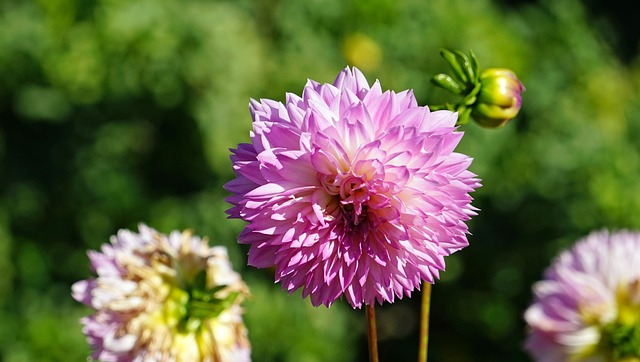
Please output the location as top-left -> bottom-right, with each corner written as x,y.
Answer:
593,279 -> 640,361
113,234 -> 248,361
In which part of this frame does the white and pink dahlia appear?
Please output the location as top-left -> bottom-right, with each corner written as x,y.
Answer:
525,230 -> 640,361
225,67 -> 480,308
72,224 -> 250,362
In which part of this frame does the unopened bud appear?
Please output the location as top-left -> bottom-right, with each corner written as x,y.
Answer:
471,68 -> 524,128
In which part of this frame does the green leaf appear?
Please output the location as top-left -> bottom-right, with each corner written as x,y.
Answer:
192,269 -> 208,291
456,106 -> 472,125
440,48 -> 468,84
431,74 -> 465,95
428,103 -> 456,111
461,82 -> 482,106
469,50 -> 480,81
454,50 -> 476,85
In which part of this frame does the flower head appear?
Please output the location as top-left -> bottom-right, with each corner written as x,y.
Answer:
525,230 -> 640,361
225,67 -> 480,308
72,224 -> 250,362
471,68 -> 524,128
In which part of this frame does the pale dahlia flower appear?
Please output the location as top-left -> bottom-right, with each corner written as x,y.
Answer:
525,230 -> 640,361
72,224 -> 251,362
225,67 -> 480,308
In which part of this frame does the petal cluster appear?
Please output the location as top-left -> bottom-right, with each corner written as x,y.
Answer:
72,224 -> 250,362
225,67 -> 480,308
525,230 -> 640,361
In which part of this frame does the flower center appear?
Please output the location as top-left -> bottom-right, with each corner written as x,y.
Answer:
601,320 -> 640,360
176,272 -> 241,334
341,203 -> 369,228
143,256 -> 241,337
597,279 -> 640,360
321,172 -> 371,228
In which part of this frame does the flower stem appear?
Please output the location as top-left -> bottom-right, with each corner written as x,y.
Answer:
418,282 -> 432,362
366,304 -> 379,362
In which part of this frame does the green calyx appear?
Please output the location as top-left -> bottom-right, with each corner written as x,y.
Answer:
602,320 -> 640,360
430,49 -> 481,125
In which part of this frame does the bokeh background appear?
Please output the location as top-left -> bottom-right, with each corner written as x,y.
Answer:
1,0 -> 639,360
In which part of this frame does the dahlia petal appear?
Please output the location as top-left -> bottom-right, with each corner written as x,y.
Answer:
88,250 -> 121,277
339,262 -> 358,290
247,244 -> 279,268
72,279 -> 97,306
353,141 -> 385,167
224,176 -> 257,195
311,148 -> 340,176
392,106 -> 430,130
244,182 -> 299,198
103,330 -> 137,353
422,109 -> 459,130
336,112 -> 374,156
383,165 -> 410,188
333,66 -> 371,98
395,89 -> 418,110
363,90 -> 393,129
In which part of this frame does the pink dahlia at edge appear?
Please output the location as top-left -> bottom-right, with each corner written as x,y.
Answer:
72,224 -> 251,362
525,230 -> 640,361
225,67 -> 481,308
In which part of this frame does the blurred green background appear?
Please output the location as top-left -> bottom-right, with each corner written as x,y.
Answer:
1,0 -> 639,360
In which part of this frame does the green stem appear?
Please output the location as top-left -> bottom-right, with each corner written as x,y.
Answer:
366,304 -> 379,362
418,282 -> 432,362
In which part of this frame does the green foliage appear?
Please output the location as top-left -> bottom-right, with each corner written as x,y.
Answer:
243,275 -> 359,362
1,0 -> 639,360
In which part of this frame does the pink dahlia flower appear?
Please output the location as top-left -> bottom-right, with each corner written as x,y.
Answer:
72,224 -> 251,362
525,230 -> 640,361
225,67 -> 480,308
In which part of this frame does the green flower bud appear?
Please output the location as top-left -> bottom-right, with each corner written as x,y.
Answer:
471,68 -> 524,128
